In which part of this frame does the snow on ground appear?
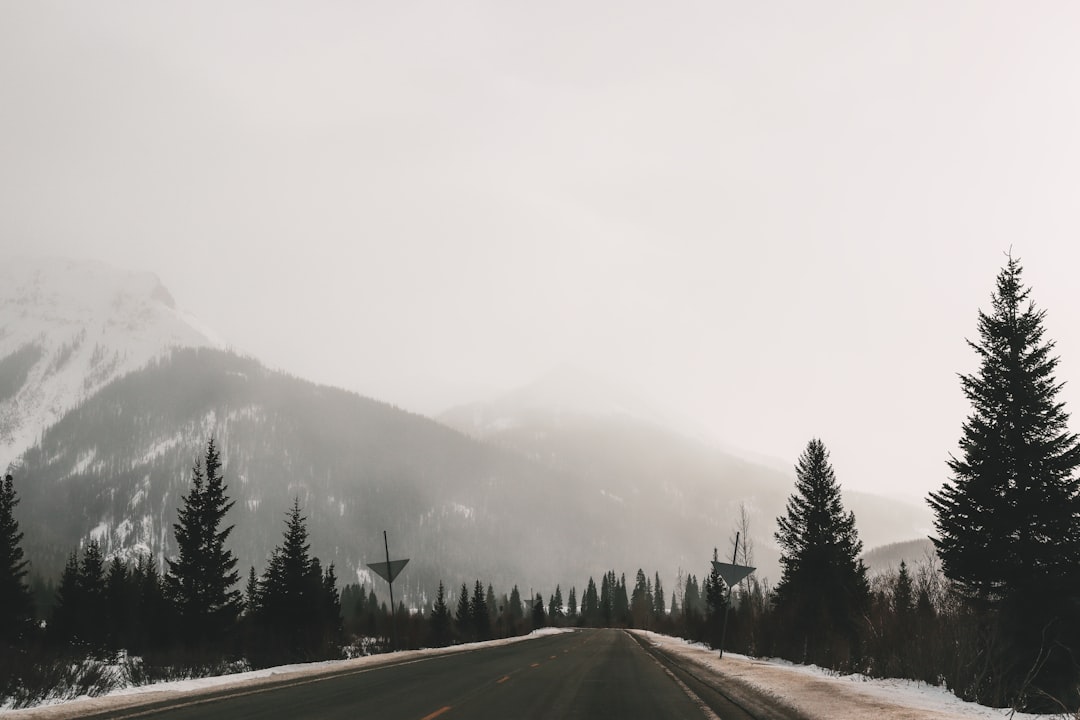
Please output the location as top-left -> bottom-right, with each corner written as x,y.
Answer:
631,631 -> 1056,720
6,628 -> 574,719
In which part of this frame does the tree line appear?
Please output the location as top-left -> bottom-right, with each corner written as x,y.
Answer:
1,255 -> 1077,714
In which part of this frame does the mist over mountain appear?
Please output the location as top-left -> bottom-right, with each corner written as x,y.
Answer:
3,258 -> 932,606
442,371 -> 935,582
0,257 -> 221,460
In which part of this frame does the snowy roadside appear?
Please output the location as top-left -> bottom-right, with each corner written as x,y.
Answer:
5,628 -> 573,719
630,631 -> 1057,720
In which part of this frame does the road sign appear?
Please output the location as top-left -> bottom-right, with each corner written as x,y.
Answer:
368,558 -> 409,584
711,561 -> 755,589
718,532 -> 756,660
369,531 -> 409,651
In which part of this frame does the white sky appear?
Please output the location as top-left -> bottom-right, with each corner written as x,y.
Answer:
3,1 -> 1080,502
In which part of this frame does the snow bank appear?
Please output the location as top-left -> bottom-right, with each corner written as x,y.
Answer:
631,631 -> 1052,720
7,629 -> 576,719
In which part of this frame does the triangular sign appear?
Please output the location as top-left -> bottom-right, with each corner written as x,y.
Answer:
368,558 -> 410,584
712,561 -> 755,588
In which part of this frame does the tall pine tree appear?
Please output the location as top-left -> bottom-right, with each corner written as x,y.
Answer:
165,439 -> 242,647
0,474 -> 32,647
774,438 -> 868,667
430,581 -> 451,646
929,256 -> 1080,710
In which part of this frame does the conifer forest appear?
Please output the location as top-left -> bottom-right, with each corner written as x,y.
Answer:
1,257 -> 1079,713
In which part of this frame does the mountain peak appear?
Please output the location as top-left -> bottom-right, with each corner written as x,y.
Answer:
0,256 -> 224,460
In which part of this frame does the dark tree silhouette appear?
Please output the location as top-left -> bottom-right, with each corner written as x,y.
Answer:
430,581 -> 451,646
165,439 -> 242,647
929,256 -> 1080,710
774,438 -> 868,667
0,474 -> 32,647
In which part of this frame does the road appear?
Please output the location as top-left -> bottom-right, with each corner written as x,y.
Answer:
73,629 -> 802,720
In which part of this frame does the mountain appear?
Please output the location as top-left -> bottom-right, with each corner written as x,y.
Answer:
14,347 -> 609,602
0,257 -> 221,460
440,370 -> 935,584
3,258 -> 932,606
861,538 -> 936,575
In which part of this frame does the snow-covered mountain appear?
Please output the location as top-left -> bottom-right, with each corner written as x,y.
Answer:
0,257 -> 222,460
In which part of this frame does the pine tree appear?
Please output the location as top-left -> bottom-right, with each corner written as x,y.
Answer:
705,549 -> 726,620
471,580 -> 490,640
80,540 -> 107,649
929,256 -> 1080,710
583,577 -> 598,626
508,585 -> 523,621
49,553 -> 82,646
548,585 -> 563,622
653,573 -> 665,617
774,439 -> 868,666
321,563 -> 343,652
0,474 -> 32,646
532,593 -> 546,628
165,439 -> 242,646
455,583 -> 471,639
567,587 -> 577,619
245,566 -> 259,616
256,498 -> 326,659
105,556 -> 129,649
893,561 -> 913,617
430,581 -> 450,646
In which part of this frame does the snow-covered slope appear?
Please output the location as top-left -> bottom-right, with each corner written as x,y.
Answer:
0,257 -> 222,461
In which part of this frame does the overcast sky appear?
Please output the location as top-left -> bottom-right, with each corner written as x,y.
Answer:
3,1 -> 1080,503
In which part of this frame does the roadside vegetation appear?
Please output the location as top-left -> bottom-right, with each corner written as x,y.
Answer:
1,256 -> 1077,713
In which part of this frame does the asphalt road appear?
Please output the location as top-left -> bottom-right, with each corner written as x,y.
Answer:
76,629 -> 802,720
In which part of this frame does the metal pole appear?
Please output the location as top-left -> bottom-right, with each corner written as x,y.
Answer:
385,530 -> 398,652
719,532 -> 739,659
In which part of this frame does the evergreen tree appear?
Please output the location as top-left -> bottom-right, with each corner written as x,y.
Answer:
79,540 -> 107,649
705,549 -> 726,619
774,438 -> 868,666
255,498 -> 330,660
929,257 -> 1080,710
471,580 -> 490,640
614,573 -> 629,624
165,439 -> 242,646
532,593 -> 546,628
631,570 -> 651,627
245,566 -> 259,616
599,572 -> 613,626
567,587 -> 577,619
455,583 -> 471,639
105,556 -> 129,649
653,573 -> 665,617
508,585 -> 524,621
321,563 -> 343,651
548,585 -> 563,621
430,581 -> 451,646
893,561 -> 913,617
485,584 -> 498,626
583,577 -> 598,626
683,574 -> 700,620
49,553 -> 82,646
0,474 -> 32,647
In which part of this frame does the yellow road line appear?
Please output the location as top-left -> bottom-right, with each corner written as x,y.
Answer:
497,675 -> 510,684
420,705 -> 452,720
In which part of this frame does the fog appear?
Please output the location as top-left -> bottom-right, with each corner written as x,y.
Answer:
3,1 -> 1080,502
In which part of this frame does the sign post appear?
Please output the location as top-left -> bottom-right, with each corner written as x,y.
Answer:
713,532 -> 755,659
367,531 -> 409,652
